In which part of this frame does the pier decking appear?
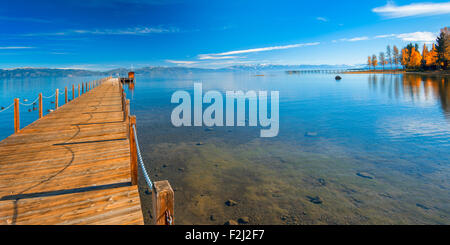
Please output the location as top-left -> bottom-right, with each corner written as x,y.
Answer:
0,78 -> 144,225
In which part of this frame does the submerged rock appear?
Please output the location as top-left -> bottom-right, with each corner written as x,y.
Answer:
305,132 -> 318,137
238,217 -> 249,224
379,192 -> 393,199
307,196 -> 323,204
335,75 -> 342,80
225,199 -> 238,206
224,220 -> 238,225
416,203 -> 430,210
317,178 -> 326,186
356,172 -> 374,179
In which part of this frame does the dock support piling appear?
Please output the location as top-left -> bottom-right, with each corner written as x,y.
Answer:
152,180 -> 174,225
72,84 -> 75,100
78,84 -> 80,97
14,98 -> 20,133
39,93 -> 43,118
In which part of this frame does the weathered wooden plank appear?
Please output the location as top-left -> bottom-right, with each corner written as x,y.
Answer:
0,78 -> 144,225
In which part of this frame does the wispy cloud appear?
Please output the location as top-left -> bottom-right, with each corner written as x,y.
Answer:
22,26 -> 179,37
340,36 -> 369,42
316,17 -> 328,22
201,42 -> 320,58
373,2 -> 450,18
165,60 -> 197,65
0,16 -> 52,23
197,55 -> 240,60
0,46 -> 34,50
375,31 -> 436,42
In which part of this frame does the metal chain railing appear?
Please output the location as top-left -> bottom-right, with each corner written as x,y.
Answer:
132,124 -> 153,191
42,92 -> 56,99
19,96 -> 39,106
0,102 -> 14,113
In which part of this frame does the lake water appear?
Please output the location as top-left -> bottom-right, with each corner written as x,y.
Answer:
1,72 -> 449,224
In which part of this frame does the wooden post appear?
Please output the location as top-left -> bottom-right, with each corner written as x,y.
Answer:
55,89 -> 59,109
82,83 -> 84,94
129,115 -> 138,185
65,87 -> 68,104
72,84 -> 75,100
14,98 -> 20,133
78,84 -> 80,97
124,99 -> 130,122
38,93 -> 43,118
152,180 -> 174,225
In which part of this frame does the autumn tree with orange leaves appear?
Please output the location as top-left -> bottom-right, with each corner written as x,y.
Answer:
367,26 -> 449,70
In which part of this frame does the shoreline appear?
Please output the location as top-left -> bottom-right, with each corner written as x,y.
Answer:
343,69 -> 450,75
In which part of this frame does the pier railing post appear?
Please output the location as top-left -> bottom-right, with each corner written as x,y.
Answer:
152,180 -> 174,225
55,89 -> 59,109
125,99 -> 130,123
82,83 -> 84,94
39,93 -> 43,118
65,87 -> 68,104
72,84 -> 75,100
14,98 -> 20,133
129,115 -> 138,185
78,84 -> 80,97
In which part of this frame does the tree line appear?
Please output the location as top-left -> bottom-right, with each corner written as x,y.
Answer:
367,27 -> 449,71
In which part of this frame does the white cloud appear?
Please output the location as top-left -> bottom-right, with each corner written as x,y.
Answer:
0,16 -> 51,23
23,26 -> 178,36
202,42 -> 320,57
396,31 -> 436,42
73,26 -> 178,35
374,34 -> 396,39
165,60 -> 197,64
375,31 -> 436,42
316,17 -> 328,22
373,2 -> 450,18
197,55 -> 240,60
0,46 -> 33,50
340,36 -> 369,42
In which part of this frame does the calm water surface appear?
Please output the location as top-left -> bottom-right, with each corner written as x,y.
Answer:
1,72 -> 449,224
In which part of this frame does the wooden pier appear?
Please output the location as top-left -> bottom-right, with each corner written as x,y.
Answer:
0,78 -> 147,225
286,69 -> 348,74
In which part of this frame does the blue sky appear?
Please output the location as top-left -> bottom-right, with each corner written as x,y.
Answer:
0,0 -> 449,70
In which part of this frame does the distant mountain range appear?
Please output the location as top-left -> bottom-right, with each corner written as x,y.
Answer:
0,64 -> 365,78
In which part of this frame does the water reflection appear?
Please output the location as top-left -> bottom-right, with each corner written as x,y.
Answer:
368,74 -> 450,117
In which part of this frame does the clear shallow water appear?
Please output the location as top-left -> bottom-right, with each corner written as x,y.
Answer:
1,72 -> 449,224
